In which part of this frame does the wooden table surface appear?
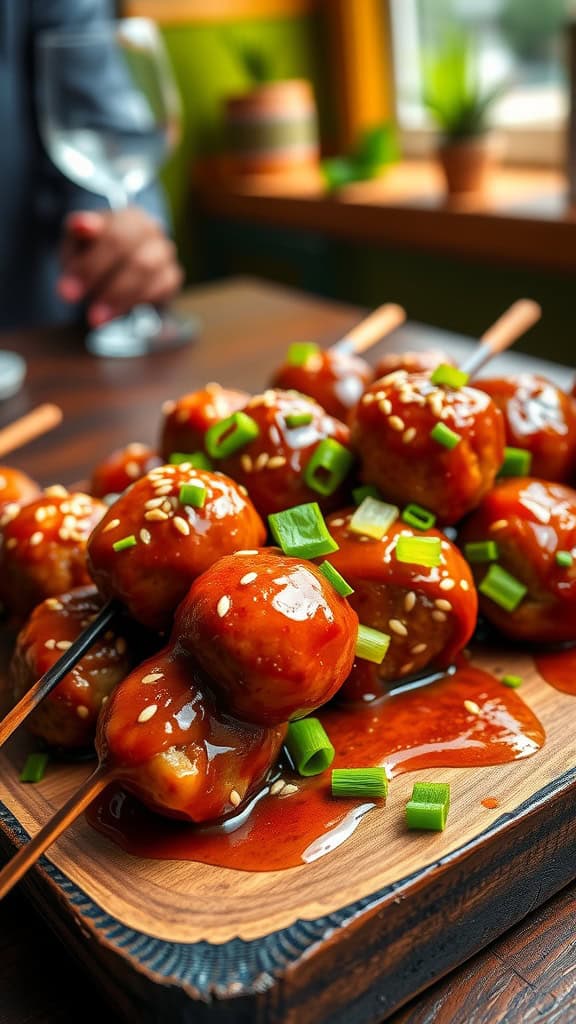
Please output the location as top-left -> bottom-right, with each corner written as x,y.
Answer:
0,277 -> 574,1024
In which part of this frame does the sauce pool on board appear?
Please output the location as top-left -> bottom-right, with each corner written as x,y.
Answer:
87,662 -> 545,872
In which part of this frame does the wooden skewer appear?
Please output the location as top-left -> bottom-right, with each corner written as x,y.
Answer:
0,404 -> 63,459
0,766 -> 110,901
460,299 -> 542,378
0,600 -> 118,748
332,303 -> 406,356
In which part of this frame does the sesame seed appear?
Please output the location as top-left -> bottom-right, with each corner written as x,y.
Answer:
432,610 -> 447,622
217,595 -> 231,618
127,443 -> 147,454
255,452 -> 270,471
144,497 -> 165,509
238,485 -> 248,496
103,518 -> 121,533
490,519 -> 509,532
34,507 -> 47,522
177,462 -> 192,472
153,485 -> 173,496
403,427 -> 416,444
76,706 -> 90,720
389,618 -> 408,637
161,500 -> 173,514
404,591 -> 416,612
140,528 -> 152,545
56,640 -> 72,651
29,531 -> 44,546
0,475 -> 5,489
162,400 -> 176,415
240,454 -> 253,473
138,704 -> 158,723
44,485 -> 67,498
144,509 -> 169,522
460,580 -> 470,591
267,455 -> 287,469
44,639 -> 57,650
389,415 -> 405,432
142,671 -> 164,684
428,393 -> 444,417
439,578 -> 456,591
362,393 -> 376,405
464,699 -> 481,715
125,461 -> 140,479
281,784 -> 299,796
115,637 -> 127,655
378,398 -> 392,415
6,537 -> 17,549
411,642 -> 427,654
45,598 -> 63,610
434,599 -> 453,612
400,662 -> 414,674
234,549 -> 259,555
240,572 -> 257,585
173,516 -> 190,536
229,789 -> 242,807
58,529 -> 70,541
270,779 -> 285,795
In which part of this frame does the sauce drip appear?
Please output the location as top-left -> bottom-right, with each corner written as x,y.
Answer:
87,663 -> 545,871
534,645 -> 576,696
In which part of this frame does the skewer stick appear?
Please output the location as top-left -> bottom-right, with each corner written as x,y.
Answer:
0,404 -> 63,459
0,766 -> 110,900
0,600 -> 118,748
460,300 -> 542,378
332,303 -> 406,356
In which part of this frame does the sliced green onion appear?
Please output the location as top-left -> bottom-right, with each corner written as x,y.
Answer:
349,497 -> 399,540
479,564 -> 527,612
285,718 -> 335,777
331,767 -> 388,799
464,540 -> 499,563
205,411 -> 259,459
501,674 -> 523,689
287,341 -> 320,366
396,535 -> 441,568
170,451 -> 212,470
498,446 -> 532,478
430,422 -> 462,449
430,364 -> 469,388
112,534 -> 137,552
285,411 -> 313,429
352,484 -> 382,505
406,781 -> 450,831
304,439 -> 354,497
179,482 -> 206,508
556,550 -> 574,568
20,752 -> 49,784
355,624 -> 390,664
268,502 -> 339,559
319,560 -> 354,597
401,503 -> 436,531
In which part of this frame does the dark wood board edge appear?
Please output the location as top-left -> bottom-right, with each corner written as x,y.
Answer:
0,765 -> 575,1023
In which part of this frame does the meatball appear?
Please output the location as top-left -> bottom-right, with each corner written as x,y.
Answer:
177,550 -> 359,725
374,349 -> 454,378
90,443 -> 162,498
0,487 -> 105,618
10,586 -> 131,750
88,465 -> 266,631
0,467 -> 40,512
160,384 -> 249,462
351,371 -> 505,525
476,375 -> 576,484
460,478 -> 576,644
271,348 -> 372,421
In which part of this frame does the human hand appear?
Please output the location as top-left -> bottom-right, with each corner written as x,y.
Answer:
58,207 -> 184,326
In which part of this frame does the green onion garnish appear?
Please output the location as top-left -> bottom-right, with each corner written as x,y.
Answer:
20,752 -> 49,784
319,560 -> 354,597
498,446 -> 532,478
304,439 -> 354,497
430,364 -> 469,388
179,482 -> 206,508
396,535 -> 441,568
285,411 -> 313,429
268,502 -> 339,559
401,503 -> 436,531
285,718 -> 335,777
406,781 -> 451,831
331,767 -> 388,799
430,422 -> 462,449
205,411 -> 259,459
352,484 -> 382,505
349,496 -> 399,540
464,540 -> 499,563
170,451 -> 212,470
287,341 -> 320,366
501,674 -> 523,688
479,564 -> 527,612
355,624 -> 390,664
112,534 -> 137,552
556,550 -> 574,568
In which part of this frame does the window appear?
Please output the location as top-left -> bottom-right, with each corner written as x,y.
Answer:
390,0 -> 569,165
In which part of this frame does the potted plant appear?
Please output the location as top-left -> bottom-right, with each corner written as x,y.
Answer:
422,32 -> 506,196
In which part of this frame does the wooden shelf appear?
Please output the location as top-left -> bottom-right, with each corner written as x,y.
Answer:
196,160 -> 576,273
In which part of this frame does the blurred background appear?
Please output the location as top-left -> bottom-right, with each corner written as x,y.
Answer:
117,0 -> 576,361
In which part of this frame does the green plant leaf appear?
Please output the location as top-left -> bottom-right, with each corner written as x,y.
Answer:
421,30 -> 506,138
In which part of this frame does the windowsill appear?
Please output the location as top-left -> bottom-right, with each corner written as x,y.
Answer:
195,158 -> 576,272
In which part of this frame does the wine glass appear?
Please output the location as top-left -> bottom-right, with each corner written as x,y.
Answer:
36,18 -> 196,357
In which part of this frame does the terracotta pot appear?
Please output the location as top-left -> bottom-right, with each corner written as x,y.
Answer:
224,79 -> 319,175
437,135 -> 498,196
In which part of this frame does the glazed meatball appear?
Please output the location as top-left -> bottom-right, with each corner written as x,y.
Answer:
351,371 -> 505,525
271,348 -> 372,421
0,487 -> 105,618
88,465 -> 266,631
10,587 -> 131,750
90,443 -> 162,498
0,467 -> 40,512
160,384 -> 249,462
460,478 -> 576,644
373,349 -> 454,378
